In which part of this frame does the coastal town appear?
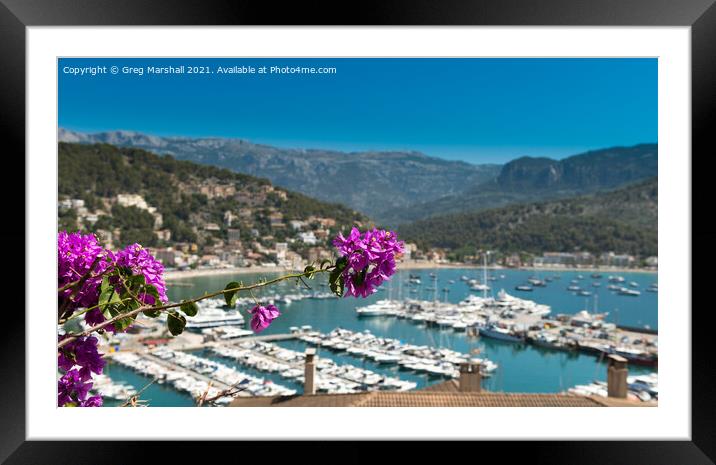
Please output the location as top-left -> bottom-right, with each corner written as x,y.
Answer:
59,192 -> 657,275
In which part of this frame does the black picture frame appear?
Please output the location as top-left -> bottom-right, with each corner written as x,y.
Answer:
2,0 -> 713,463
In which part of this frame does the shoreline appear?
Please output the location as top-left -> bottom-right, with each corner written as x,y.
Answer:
165,261 -> 657,281
164,266 -> 292,280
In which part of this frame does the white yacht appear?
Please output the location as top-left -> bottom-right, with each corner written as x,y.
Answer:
157,298 -> 246,329
185,308 -> 245,329
469,282 -> 491,292
356,300 -> 400,317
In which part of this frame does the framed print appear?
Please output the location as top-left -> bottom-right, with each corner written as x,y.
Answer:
3,0 -> 714,462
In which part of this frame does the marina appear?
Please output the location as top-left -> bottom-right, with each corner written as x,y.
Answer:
297,327 -> 498,378
97,267 -> 657,405
108,348 -> 296,405
352,292 -> 657,366
567,372 -> 658,403
211,339 -> 417,393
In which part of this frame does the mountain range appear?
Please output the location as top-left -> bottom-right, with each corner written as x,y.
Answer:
59,129 -> 657,228
58,128 -> 501,222
381,144 -> 658,224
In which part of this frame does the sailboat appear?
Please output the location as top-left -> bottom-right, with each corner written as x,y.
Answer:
469,252 -> 492,297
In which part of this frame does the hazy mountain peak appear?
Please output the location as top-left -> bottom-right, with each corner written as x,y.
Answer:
58,128 -> 502,220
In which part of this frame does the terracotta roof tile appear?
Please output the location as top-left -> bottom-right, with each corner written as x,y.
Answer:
230,391 -> 608,407
420,379 -> 460,393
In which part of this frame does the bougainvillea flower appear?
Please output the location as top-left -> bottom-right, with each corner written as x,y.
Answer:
57,368 -> 93,407
80,395 -> 103,407
248,304 -> 281,333
113,243 -> 169,305
57,231 -> 112,311
58,335 -> 105,381
58,232 -> 170,408
332,228 -> 404,298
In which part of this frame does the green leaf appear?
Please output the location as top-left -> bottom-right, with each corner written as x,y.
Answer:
328,256 -> 348,297
108,305 -> 136,332
353,267 -> 368,287
143,284 -> 161,302
334,256 -> 348,273
180,300 -> 199,317
100,276 -> 111,294
223,281 -> 241,307
329,272 -> 344,297
117,266 -> 133,278
113,317 -> 134,332
98,280 -> 122,312
126,274 -> 146,292
167,310 -> 186,336
303,265 -> 316,279
143,309 -> 161,318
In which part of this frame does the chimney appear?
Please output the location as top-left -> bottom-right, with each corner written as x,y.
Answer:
459,361 -> 482,392
607,354 -> 628,398
304,348 -> 316,395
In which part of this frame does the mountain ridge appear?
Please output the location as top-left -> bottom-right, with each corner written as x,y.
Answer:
382,144 -> 657,225
58,128 -> 502,221
397,177 -> 658,257
59,129 -> 657,227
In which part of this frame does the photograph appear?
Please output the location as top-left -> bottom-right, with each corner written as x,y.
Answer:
56,57 -> 660,408
2,2 -> 708,459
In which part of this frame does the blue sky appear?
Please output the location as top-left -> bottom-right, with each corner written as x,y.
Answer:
58,58 -> 657,164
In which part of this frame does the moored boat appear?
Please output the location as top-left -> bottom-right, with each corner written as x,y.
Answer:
478,324 -> 525,343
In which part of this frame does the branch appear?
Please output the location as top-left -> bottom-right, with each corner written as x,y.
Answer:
58,297 -> 134,325
120,377 -> 158,407
58,267 -> 333,349
198,379 -> 249,406
196,381 -> 213,407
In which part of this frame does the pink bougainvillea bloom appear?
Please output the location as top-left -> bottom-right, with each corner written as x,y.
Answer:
113,243 -> 169,305
332,228 -> 404,298
57,231 -> 112,311
248,304 -> 281,333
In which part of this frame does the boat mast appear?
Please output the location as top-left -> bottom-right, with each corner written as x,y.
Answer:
433,274 -> 438,304
483,251 -> 488,299
593,293 -> 598,314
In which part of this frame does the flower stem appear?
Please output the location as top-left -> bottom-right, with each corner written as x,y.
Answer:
58,267 -> 332,349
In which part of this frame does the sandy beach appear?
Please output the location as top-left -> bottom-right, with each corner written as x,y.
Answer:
164,260 -> 656,281
164,266 -> 291,280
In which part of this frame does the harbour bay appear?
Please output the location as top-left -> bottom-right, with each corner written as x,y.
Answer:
103,267 -> 657,405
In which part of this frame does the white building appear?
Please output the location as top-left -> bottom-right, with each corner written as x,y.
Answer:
275,242 -> 288,259
224,210 -> 235,227
290,220 -> 306,231
116,194 -> 149,210
299,231 -> 317,245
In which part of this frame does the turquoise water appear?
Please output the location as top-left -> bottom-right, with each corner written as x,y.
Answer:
103,363 -> 197,407
168,268 -> 658,329
104,268 -> 657,405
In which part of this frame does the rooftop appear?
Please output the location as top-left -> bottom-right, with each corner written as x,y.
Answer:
228,390 -> 648,408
